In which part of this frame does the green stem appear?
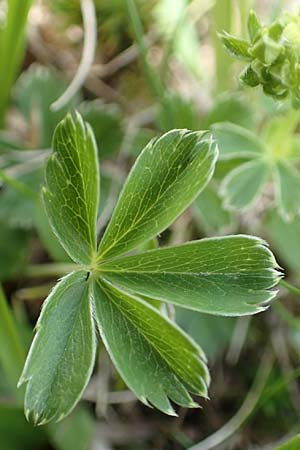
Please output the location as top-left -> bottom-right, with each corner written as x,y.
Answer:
0,169 -> 38,201
23,263 -> 78,279
212,0 -> 233,93
125,0 -> 164,99
279,279 -> 300,297
0,0 -> 33,126
0,285 -> 25,399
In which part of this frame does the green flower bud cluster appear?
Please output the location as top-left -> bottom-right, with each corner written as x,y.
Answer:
219,10 -> 300,108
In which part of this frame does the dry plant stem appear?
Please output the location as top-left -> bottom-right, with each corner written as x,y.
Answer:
13,283 -> 55,302
95,351 -> 111,418
188,350 -> 274,450
92,31 -> 157,78
50,0 -> 97,111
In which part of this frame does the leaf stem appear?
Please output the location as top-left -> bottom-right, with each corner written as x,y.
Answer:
279,279 -> 300,297
125,0 -> 164,99
23,263 -> 78,279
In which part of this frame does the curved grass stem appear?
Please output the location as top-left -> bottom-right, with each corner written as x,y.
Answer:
188,350 -> 274,450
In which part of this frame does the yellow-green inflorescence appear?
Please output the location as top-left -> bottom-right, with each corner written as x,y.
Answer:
220,10 -> 300,108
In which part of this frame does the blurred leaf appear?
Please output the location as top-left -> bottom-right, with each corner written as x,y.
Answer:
93,279 -> 209,415
14,64 -> 79,148
203,94 -> 254,129
212,122 -> 265,160
19,271 -> 96,426
176,310 -> 235,360
97,129 -> 217,260
0,224 -> 30,281
0,169 -> 41,229
0,404 -> 47,450
80,100 -> 124,159
99,235 -> 280,316
157,93 -> 199,131
43,113 -> 99,265
193,182 -> 236,234
0,285 -> 26,395
153,0 -> 202,78
128,128 -> 157,157
221,159 -> 269,210
275,161 -> 300,222
263,209 -> 300,272
48,406 -> 95,450
275,435 -> 300,450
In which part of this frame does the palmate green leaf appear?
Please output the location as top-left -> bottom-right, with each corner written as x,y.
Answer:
192,182 -> 236,234
275,160 -> 300,222
43,113 -> 99,264
14,64 -> 79,148
97,129 -> 217,260
18,271 -> 96,425
275,435 -> 300,450
211,122 -> 265,160
221,159 -> 270,210
92,279 -> 209,415
98,235 -> 280,316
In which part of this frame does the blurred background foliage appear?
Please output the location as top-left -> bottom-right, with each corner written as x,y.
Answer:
0,0 -> 300,449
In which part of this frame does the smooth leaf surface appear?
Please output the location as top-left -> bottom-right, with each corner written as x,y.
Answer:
43,113 -> 99,264
99,235 -> 280,316
92,279 -> 209,415
97,129 -> 217,260
211,122 -> 264,160
18,271 -> 96,425
275,161 -> 300,221
221,159 -> 270,210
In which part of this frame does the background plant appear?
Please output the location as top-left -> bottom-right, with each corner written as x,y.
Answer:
1,0 -> 300,449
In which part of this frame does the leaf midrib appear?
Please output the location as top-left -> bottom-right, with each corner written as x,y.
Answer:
35,280 -> 91,420
98,280 -> 203,387
97,138 -> 211,260
98,268 -> 274,277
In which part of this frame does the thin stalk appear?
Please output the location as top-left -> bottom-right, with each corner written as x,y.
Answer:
0,285 -> 25,399
279,279 -> 300,297
23,263 -> 78,279
0,169 -> 38,201
125,0 -> 164,99
14,283 -> 55,302
188,350 -> 274,450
